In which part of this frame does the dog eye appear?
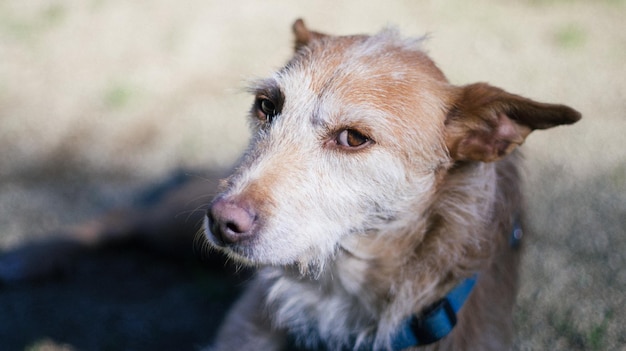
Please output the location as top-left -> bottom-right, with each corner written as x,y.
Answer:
257,98 -> 277,122
336,129 -> 371,148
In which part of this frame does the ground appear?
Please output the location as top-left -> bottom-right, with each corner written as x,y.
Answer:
0,0 -> 625,350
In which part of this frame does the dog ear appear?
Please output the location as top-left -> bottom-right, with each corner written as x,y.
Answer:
445,83 -> 581,162
292,19 -> 327,50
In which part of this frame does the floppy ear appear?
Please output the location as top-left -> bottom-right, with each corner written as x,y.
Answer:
292,18 -> 327,50
445,83 -> 581,162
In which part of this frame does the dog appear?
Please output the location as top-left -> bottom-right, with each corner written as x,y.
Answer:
0,19 -> 580,351
203,19 -> 581,351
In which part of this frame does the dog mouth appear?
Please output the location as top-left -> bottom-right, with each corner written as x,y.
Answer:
203,209 -> 338,275
203,192 -> 388,267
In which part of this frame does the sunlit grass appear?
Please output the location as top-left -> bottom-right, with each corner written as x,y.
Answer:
25,338 -> 74,351
553,23 -> 587,49
103,84 -> 136,110
0,3 -> 66,40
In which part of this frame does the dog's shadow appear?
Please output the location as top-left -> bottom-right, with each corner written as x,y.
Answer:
0,244 -> 249,350
0,170 -> 252,351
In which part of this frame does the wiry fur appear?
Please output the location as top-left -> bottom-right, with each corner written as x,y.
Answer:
204,20 -> 580,351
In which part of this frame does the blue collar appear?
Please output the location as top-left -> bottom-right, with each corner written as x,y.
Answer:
287,275 -> 477,351
389,214 -> 521,350
389,275 -> 477,350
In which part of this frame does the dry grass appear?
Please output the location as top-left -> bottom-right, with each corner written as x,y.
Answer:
1,0 -> 625,350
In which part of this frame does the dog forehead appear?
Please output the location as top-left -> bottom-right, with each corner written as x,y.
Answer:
285,29 -> 445,86
273,30 -> 449,127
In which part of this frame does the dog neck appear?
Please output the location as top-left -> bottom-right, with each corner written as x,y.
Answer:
337,160 -> 498,301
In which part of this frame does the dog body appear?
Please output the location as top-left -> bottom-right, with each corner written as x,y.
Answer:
205,20 -> 580,351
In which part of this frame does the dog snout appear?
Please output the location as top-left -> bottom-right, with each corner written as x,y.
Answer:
207,197 -> 257,245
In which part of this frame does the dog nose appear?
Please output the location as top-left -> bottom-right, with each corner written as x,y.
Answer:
207,197 -> 256,245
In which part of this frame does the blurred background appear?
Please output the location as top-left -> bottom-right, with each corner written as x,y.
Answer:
0,0 -> 624,350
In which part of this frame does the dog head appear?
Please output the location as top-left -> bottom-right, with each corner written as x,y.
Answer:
204,19 -> 580,273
